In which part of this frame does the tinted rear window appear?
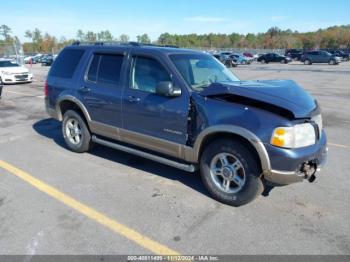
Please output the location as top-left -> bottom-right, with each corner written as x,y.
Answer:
86,53 -> 124,85
50,49 -> 85,78
98,54 -> 123,85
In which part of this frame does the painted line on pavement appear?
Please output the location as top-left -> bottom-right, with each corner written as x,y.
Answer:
0,159 -> 179,255
328,142 -> 350,149
4,90 -> 44,98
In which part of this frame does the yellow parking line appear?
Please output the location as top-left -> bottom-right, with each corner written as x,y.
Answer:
328,142 -> 350,149
0,159 -> 179,255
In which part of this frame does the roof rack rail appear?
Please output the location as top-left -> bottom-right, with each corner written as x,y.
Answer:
71,41 -> 178,48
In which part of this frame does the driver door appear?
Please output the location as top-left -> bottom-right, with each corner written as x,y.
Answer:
122,54 -> 189,148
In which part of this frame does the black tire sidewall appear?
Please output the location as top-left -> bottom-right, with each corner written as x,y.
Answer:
200,139 -> 263,206
62,110 -> 91,153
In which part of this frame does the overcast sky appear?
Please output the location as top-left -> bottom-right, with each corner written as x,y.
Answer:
3,0 -> 350,42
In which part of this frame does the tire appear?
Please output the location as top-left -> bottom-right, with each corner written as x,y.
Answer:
260,59 -> 266,64
304,59 -> 311,65
200,138 -> 264,206
329,60 -> 335,65
62,110 -> 92,153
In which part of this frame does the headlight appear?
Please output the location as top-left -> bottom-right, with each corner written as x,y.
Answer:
271,123 -> 316,148
1,71 -> 12,75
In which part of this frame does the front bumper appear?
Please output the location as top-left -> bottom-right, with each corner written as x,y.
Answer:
263,130 -> 328,185
2,73 -> 33,84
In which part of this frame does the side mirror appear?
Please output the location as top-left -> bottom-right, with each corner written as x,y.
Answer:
156,81 -> 181,97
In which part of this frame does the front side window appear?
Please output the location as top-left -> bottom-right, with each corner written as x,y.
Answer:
131,56 -> 171,93
87,53 -> 124,85
170,54 -> 239,91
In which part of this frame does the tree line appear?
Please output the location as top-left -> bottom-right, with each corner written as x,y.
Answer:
1,24 -> 350,54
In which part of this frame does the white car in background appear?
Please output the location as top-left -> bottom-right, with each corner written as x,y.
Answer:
0,60 -> 33,84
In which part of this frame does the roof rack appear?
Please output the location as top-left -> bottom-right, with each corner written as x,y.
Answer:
71,41 -> 178,48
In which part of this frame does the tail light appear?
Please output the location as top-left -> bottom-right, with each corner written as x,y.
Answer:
44,80 -> 48,97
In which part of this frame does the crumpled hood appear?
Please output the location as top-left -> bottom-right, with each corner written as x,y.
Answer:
200,80 -> 317,118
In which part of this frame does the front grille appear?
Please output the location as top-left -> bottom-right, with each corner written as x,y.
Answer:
15,74 -> 28,80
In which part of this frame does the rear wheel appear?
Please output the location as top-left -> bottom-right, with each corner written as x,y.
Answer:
200,139 -> 264,206
62,110 -> 92,153
260,59 -> 266,64
304,59 -> 311,65
329,59 -> 336,65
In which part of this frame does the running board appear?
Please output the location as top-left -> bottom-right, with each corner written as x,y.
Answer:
91,135 -> 197,172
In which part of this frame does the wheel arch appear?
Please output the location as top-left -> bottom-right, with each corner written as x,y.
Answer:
190,125 -> 271,173
55,96 -> 91,124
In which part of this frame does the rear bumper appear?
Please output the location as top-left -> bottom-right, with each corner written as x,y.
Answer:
263,131 -> 328,185
45,97 -> 59,120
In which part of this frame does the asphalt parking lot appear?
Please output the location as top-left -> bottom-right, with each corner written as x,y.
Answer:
0,62 -> 349,255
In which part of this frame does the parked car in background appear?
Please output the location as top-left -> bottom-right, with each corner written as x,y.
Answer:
243,52 -> 254,60
257,53 -> 291,64
24,56 -> 37,64
285,49 -> 303,61
215,53 -> 237,67
230,53 -> 251,65
35,55 -> 44,63
0,59 -> 33,84
41,55 -> 54,66
301,50 -> 340,65
329,50 -> 350,61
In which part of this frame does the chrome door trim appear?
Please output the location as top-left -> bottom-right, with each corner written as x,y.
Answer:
89,120 -> 192,160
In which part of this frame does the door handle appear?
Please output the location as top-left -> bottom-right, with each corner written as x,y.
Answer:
79,86 -> 91,93
127,96 -> 141,103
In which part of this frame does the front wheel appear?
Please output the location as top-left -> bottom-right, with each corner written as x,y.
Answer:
62,110 -> 93,153
329,60 -> 336,65
200,139 -> 264,206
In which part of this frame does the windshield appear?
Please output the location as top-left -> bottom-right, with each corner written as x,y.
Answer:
0,61 -> 19,67
170,54 -> 239,91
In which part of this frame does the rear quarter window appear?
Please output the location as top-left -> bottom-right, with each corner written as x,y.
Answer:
50,49 -> 85,78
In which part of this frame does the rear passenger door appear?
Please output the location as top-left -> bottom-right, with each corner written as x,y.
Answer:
81,52 -> 126,128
